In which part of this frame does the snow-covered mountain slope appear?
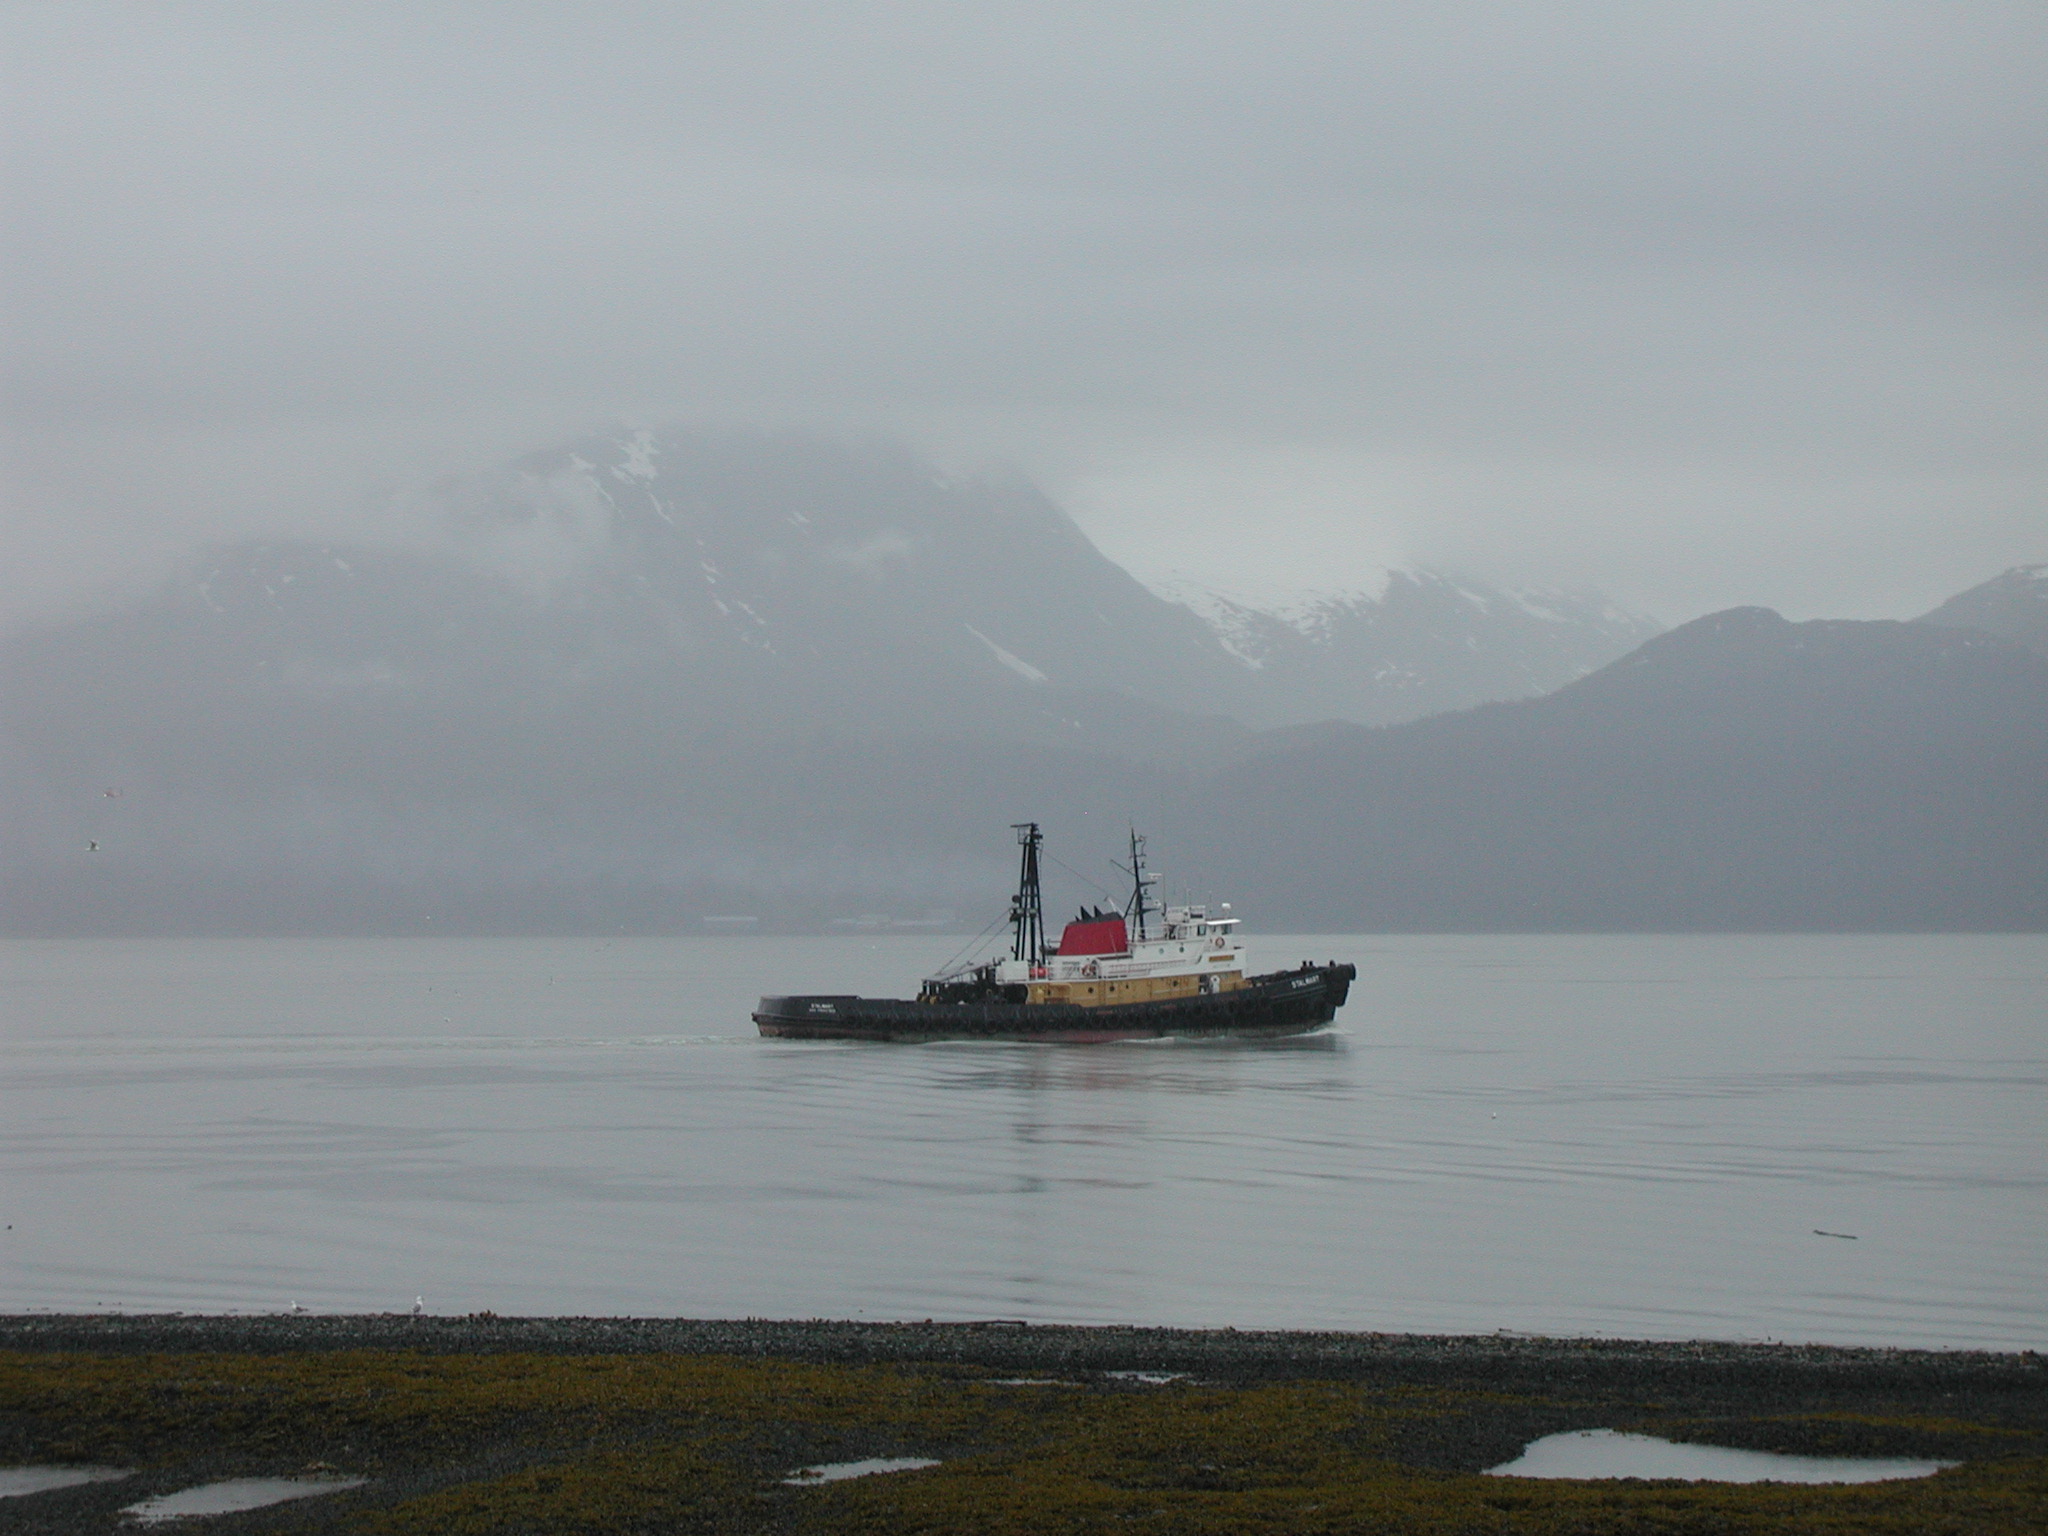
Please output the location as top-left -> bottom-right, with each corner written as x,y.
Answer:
7,431 -> 1258,757
2,433 -> 1268,933
1917,563 -> 2048,656
1147,568 -> 1664,727
50,428 -> 1658,740
403,427 -> 1252,725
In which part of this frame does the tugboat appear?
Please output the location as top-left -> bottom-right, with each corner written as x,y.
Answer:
753,824 -> 1355,1042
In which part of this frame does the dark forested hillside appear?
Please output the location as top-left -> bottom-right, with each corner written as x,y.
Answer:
1917,563 -> 2048,656
1176,608 -> 2048,931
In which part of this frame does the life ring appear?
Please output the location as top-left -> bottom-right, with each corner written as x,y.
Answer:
1083,960 -> 1099,979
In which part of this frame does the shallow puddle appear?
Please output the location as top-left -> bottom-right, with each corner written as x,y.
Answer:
783,1458 -> 941,1485
1104,1370 -> 1190,1385
1486,1429 -> 1958,1483
121,1476 -> 368,1523
0,1466 -> 132,1498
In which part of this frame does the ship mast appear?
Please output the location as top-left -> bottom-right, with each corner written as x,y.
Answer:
1123,827 -> 1159,943
1009,822 -> 1046,965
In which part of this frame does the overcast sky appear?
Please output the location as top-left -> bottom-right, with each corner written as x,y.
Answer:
4,1 -> 2043,628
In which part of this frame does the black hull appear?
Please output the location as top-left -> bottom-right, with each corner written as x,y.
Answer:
755,962 -> 1356,1043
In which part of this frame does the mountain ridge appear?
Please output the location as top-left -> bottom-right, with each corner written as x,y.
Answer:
1145,567 -> 1662,726
1174,606 -> 2048,931
1916,562 -> 2048,656
3,428 -> 2039,933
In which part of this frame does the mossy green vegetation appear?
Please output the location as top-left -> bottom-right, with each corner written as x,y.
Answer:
3,1347 -> 2043,1533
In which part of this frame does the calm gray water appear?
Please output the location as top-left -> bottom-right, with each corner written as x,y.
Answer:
2,935 -> 2042,1346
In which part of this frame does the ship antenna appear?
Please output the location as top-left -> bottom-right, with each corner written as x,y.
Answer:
1010,822 -> 1046,965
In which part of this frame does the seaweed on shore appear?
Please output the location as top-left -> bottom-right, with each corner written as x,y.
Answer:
1,1335 -> 2043,1534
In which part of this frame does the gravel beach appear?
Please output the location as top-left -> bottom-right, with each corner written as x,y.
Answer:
4,1313 -> 2040,1393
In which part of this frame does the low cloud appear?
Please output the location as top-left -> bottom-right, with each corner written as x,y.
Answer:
4,3 -> 2043,629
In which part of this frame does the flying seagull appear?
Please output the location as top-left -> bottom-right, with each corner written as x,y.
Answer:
86,841 -> 100,853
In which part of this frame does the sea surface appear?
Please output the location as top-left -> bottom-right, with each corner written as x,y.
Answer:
2,934 -> 2042,1347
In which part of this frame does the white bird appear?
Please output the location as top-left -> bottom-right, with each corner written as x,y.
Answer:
86,841 -> 100,853
289,1300 -> 307,1315
412,1295 -> 424,1317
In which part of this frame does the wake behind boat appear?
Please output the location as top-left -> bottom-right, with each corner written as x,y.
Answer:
753,824 -> 1355,1042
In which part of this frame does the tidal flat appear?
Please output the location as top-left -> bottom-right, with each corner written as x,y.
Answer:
2,1317 -> 2043,1534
